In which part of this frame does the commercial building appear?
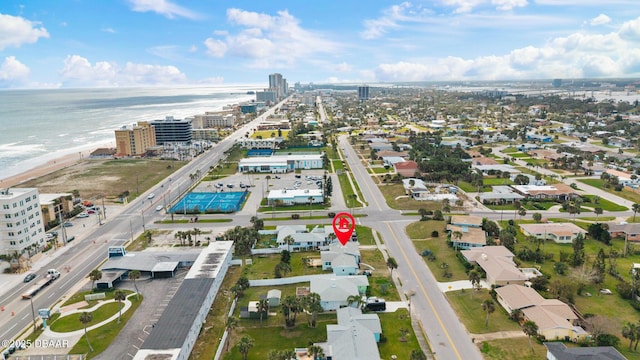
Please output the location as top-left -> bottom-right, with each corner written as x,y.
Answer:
190,112 -> 236,128
115,121 -> 157,156
133,241 -> 233,360
238,154 -> 324,173
256,90 -> 277,104
267,189 -> 323,206
39,193 -> 73,225
0,188 -> 46,257
191,128 -> 219,141
150,116 -> 192,145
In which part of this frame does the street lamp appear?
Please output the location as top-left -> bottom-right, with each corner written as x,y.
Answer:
141,209 -> 146,232
29,297 -> 37,333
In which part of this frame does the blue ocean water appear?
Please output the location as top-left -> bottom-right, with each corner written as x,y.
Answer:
0,85 -> 260,179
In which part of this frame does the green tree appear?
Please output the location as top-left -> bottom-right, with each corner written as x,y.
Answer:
592,248 -> 606,284
282,295 -> 301,328
532,212 -> 542,223
129,270 -> 141,300
237,335 -> 255,360
346,294 -> 365,309
594,207 -> 603,223
468,270 -> 481,299
387,257 -> 398,278
622,322 -> 638,350
114,290 -> 126,323
89,269 -> 102,291
302,292 -> 323,328
308,344 -> 325,360
225,316 -> 238,351
522,320 -> 539,353
257,298 -> 269,326
79,312 -> 94,352
633,203 -> 640,222
283,235 -> 295,252
274,262 -> 292,278
482,299 -> 496,328
410,349 -> 427,360
571,234 -> 586,267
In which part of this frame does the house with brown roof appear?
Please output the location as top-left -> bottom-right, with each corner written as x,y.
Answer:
529,149 -> 563,161
495,284 -> 587,342
394,160 -> 419,177
472,157 -> 499,166
460,246 -> 541,287
446,225 -> 486,250
511,184 -> 578,201
375,150 -> 408,159
608,222 -> 640,242
519,223 -> 587,244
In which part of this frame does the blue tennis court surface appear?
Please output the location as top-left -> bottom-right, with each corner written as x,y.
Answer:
170,192 -> 248,213
247,149 -> 273,157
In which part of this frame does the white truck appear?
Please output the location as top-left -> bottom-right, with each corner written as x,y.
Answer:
21,269 -> 60,299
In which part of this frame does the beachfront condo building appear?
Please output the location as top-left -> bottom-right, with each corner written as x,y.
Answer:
150,116 -> 193,145
0,188 -> 46,257
115,121 -> 157,156
190,111 -> 236,128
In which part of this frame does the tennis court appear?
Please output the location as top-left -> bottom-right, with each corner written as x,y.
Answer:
170,191 -> 248,213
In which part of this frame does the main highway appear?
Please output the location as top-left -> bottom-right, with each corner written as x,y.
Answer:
0,99 -> 287,347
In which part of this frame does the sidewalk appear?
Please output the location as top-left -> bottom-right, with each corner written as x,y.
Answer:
437,280 -> 490,293
20,294 -> 135,356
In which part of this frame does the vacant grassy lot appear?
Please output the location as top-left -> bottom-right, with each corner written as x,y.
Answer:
378,309 -> 422,359
244,252 -> 326,280
446,289 -> 521,334
579,178 -> 640,203
412,237 -> 468,282
479,337 -> 546,360
361,249 -> 400,301
251,129 -> 289,139
19,159 -> 185,201
378,184 -> 441,211
582,194 -> 629,211
405,220 -> 447,240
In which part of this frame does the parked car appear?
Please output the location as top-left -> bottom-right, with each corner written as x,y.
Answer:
86,209 -> 96,214
77,213 -> 89,218
63,221 -> 73,227
23,273 -> 37,283
227,184 -> 234,188
155,205 -> 163,211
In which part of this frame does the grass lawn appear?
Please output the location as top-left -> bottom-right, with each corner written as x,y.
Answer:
51,302 -> 124,332
251,130 -> 289,139
361,249 -> 401,301
457,181 -> 476,193
371,167 -> 393,174
501,147 -> 518,153
484,177 -> 514,186
18,159 -> 186,201
446,289 -> 521,334
378,309 -> 423,359
61,289 -> 134,308
582,194 -> 629,211
68,295 -> 143,359
378,184 -> 441,211
509,153 -> 530,158
332,159 -> 344,171
412,238 -> 468,282
479,337 -> 546,360
244,252 -> 326,280
405,220 -> 447,239
579,178 -> 640,203
355,225 -> 376,245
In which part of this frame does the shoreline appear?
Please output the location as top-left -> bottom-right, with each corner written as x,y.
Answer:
0,141 -> 115,188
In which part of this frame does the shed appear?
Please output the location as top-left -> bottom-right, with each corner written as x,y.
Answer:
267,289 -> 282,307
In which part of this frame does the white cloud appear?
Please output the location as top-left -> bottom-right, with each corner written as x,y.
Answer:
372,18 -> 640,81
589,14 -> 611,26
492,0 -> 528,11
0,13 -> 49,51
334,62 -> 353,72
0,56 -> 30,85
441,0 -> 485,13
59,55 -> 187,87
188,45 -> 197,53
102,27 -> 116,33
360,2 -> 415,40
203,8 -> 338,68
128,0 -> 201,20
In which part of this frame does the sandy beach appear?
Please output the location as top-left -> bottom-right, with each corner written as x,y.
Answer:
0,145 -> 113,188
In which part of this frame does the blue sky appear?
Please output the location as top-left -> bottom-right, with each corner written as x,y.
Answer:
1,0 -> 640,88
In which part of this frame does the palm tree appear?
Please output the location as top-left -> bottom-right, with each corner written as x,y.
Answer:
257,298 -> 269,326
225,316 -> 238,351
89,269 -> 102,292
192,228 -> 202,245
522,320 -> 539,353
518,207 -> 527,221
468,270 -> 481,298
308,344 -> 325,360
283,235 -> 295,252
237,335 -> 255,360
481,299 -> 495,328
114,290 -> 126,323
594,207 -> 603,223
303,292 -> 323,328
79,312 -> 94,352
308,196 -> 314,218
346,294 -> 365,309
513,200 -> 521,220
387,257 -> 398,278
410,349 -> 427,360
633,203 -> 640,222
129,270 -> 141,300
622,322 -> 638,350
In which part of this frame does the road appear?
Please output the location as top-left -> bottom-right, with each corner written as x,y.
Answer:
337,135 -> 483,360
0,98 -> 288,346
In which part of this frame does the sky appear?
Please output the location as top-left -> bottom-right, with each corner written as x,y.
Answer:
1,0 -> 640,88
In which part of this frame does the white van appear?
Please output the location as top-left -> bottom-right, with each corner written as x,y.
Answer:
47,269 -> 61,279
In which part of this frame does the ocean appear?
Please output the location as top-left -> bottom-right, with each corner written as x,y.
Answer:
0,85 -> 260,180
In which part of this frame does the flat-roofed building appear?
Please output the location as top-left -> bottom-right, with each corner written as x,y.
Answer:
150,116 -> 192,145
239,154 -> 324,173
0,188 -> 46,257
190,112 -> 236,128
519,223 -> 587,244
115,121 -> 156,156
39,193 -> 73,225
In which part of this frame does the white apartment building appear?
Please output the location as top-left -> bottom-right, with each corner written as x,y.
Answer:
0,188 -> 46,256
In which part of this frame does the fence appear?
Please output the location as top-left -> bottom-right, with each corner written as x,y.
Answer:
84,293 -> 106,301
249,274 -> 334,287
213,298 -> 237,360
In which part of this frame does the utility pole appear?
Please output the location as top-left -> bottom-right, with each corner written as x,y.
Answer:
29,297 -> 37,333
141,209 -> 146,232
101,194 -> 106,220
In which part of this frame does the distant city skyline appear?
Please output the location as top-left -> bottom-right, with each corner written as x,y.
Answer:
1,1 -> 640,88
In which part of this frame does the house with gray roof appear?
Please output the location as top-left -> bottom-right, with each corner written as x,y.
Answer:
316,307 -> 382,360
276,225 -> 331,251
544,342 -> 627,360
310,275 -> 368,311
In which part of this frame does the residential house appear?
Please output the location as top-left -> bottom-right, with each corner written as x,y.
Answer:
381,156 -> 406,167
526,133 -> 552,142
275,225 -> 331,251
608,222 -> 640,242
511,184 -> 578,201
316,307 -> 381,360
375,150 -> 408,159
517,143 -> 539,152
544,342 -> 626,360
336,307 -> 382,342
473,164 -> 521,176
529,149 -> 563,162
519,223 -> 587,244
479,186 -> 524,205
495,284 -> 587,342
394,160 -> 419,177
472,157 -> 500,166
310,276 -> 369,311
461,246 -> 541,287
509,173 -> 546,186
450,215 -> 483,227
321,241 -> 361,275
605,168 -> 635,186
608,136 -> 631,148
447,225 -> 486,250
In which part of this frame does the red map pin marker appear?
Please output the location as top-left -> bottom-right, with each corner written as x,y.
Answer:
332,212 -> 355,246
